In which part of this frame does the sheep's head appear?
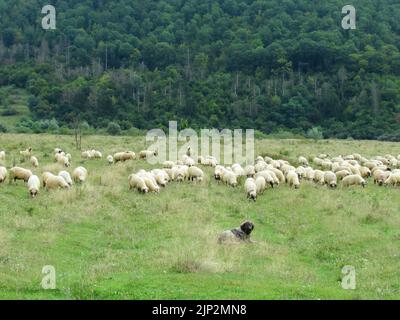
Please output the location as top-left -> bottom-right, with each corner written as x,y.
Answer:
30,189 -> 38,198
330,182 -> 337,188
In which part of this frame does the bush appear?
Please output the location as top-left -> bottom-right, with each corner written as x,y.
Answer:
0,122 -> 8,133
106,122 -> 121,135
306,127 -> 324,140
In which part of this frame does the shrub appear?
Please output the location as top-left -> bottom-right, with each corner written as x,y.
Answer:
0,122 -> 8,133
306,127 -> 324,140
106,122 -> 121,135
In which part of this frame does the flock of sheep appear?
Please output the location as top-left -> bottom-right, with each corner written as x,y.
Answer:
0,146 -> 399,200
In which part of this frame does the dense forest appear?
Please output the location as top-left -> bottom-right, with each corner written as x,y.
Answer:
0,0 -> 399,140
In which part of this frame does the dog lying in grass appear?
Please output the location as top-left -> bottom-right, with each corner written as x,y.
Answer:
218,221 -> 255,244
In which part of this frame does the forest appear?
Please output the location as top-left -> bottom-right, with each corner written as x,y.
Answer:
0,0 -> 399,140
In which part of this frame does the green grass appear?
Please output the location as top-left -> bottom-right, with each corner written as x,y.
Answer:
0,134 -> 400,299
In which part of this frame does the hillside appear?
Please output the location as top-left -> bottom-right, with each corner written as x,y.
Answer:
0,0 -> 399,139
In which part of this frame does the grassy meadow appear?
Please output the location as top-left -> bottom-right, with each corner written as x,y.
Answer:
0,133 -> 400,299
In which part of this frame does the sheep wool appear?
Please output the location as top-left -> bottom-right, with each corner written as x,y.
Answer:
27,175 -> 40,197
342,174 -> 366,188
0,166 -> 7,183
10,167 -> 32,183
244,178 -> 257,201
287,170 -> 300,189
73,167 -> 88,183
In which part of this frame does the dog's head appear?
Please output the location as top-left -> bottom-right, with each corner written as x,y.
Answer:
240,221 -> 254,235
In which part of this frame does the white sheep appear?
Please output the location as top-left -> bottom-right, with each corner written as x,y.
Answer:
72,167 -> 88,183
9,167 -> 32,183
107,155 -> 114,164
57,155 -> 70,167
222,170 -> 238,187
244,165 -> 255,177
137,172 -> 160,192
58,171 -> 73,186
188,166 -> 204,182
255,171 -> 275,188
45,175 -> 70,190
313,170 -> 325,185
324,171 -> 337,188
30,156 -> 39,168
139,150 -> 157,159
128,174 -> 149,193
163,160 -> 175,169
287,170 -> 300,189
244,178 -> 257,201
298,156 -> 309,166
342,174 -> 366,188
255,176 -> 266,194
20,147 -> 32,158
27,175 -> 40,197
384,172 -> 400,186
0,166 -> 7,183
0,150 -> 5,161
335,170 -> 350,180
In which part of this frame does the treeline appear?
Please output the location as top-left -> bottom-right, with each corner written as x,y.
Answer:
0,0 -> 399,140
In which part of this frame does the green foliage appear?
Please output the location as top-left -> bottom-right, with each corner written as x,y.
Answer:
107,122 -> 122,135
306,127 -> 324,140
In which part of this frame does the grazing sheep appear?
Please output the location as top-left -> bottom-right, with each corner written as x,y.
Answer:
58,171 -> 73,186
188,166 -> 204,182
342,174 -> 366,188
128,174 -> 149,193
287,170 -> 300,189
313,170 -> 325,185
324,171 -> 337,188
232,163 -> 245,177
20,147 -> 32,159
244,178 -> 257,201
244,165 -> 255,177
54,148 -> 63,154
0,150 -> 5,161
81,150 -> 91,159
0,166 -> 7,183
139,150 -> 157,159
218,221 -> 255,244
9,167 -> 32,183
182,155 -> 195,167
373,169 -> 390,186
304,167 -> 315,181
137,172 -> 160,193
255,176 -> 266,194
72,167 -> 88,183
42,172 -> 55,187
163,160 -> 175,169
30,156 -> 39,168
114,151 -> 136,162
214,165 -> 225,181
268,167 -> 285,183
336,170 -> 351,180
254,161 -> 267,173
45,175 -> 70,190
175,165 -> 189,182
255,171 -> 275,188
66,153 -> 72,161
298,156 -> 309,166
151,169 -> 169,187
27,175 -> 40,197
107,155 -> 114,164
93,150 -> 102,159
359,166 -> 371,178
57,155 -> 70,167
384,172 -> 400,186
222,170 -> 238,187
